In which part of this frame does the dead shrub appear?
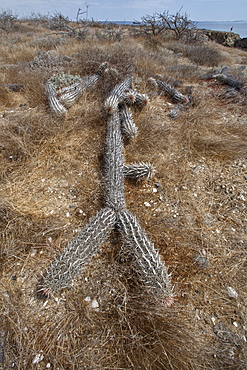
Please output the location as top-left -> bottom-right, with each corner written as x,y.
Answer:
168,42 -> 224,66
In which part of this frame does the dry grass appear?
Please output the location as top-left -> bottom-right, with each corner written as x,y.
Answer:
0,21 -> 246,369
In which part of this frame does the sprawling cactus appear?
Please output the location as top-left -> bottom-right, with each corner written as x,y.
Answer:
46,62 -> 108,115
119,104 -> 138,140
59,62 -> 109,107
40,76 -> 172,304
213,73 -> 245,90
117,209 -> 172,301
104,76 -> 132,114
156,79 -> 189,104
40,207 -> 116,295
123,162 -> 153,180
45,83 -> 68,116
104,112 -> 126,211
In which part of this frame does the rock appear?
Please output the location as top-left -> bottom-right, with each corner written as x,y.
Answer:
194,255 -> 210,269
0,83 -> 24,92
205,30 -> 240,47
213,322 -> 241,345
91,299 -> 99,309
235,37 -> 247,50
227,286 -> 238,299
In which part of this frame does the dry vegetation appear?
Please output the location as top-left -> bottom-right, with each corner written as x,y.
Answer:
0,19 -> 246,370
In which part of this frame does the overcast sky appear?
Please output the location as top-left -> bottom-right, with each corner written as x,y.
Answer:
1,0 -> 247,22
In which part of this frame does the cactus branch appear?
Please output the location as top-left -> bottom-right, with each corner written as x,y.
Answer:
156,79 -> 189,104
119,104 -> 138,140
45,83 -> 68,116
104,112 -> 126,211
123,162 -> 153,180
46,62 -> 108,115
104,76 -> 132,114
117,209 -> 172,300
41,207 -> 116,294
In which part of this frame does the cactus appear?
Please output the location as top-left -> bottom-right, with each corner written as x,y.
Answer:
40,207 -> 116,295
119,104 -> 138,140
123,162 -> 153,180
45,83 -> 67,116
156,79 -> 189,104
122,89 -> 149,108
40,77 -> 172,304
104,112 -> 126,211
212,73 -> 245,90
117,209 -> 172,301
104,76 -> 132,114
59,62 -> 109,107
46,62 -> 108,115
133,91 -> 149,107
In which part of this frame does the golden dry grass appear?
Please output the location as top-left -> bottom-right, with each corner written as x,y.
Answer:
0,21 -> 246,369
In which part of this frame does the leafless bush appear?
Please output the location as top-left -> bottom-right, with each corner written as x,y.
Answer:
45,12 -> 70,31
0,9 -> 18,32
158,8 -> 196,39
141,8 -> 196,39
141,13 -> 166,36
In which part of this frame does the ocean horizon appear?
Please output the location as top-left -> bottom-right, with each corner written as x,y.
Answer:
103,20 -> 247,39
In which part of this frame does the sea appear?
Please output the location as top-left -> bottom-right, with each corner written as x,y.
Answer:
107,20 -> 247,39
196,21 -> 247,39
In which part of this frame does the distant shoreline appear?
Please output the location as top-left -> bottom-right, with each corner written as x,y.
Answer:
99,20 -> 247,38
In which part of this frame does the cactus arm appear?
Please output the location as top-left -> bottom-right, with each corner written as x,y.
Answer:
41,207 -> 116,294
117,209 -> 172,300
45,83 -> 67,116
119,104 -> 138,140
123,162 -> 153,180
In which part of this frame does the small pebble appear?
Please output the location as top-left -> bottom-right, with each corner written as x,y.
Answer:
91,299 -> 99,309
227,286 -> 238,298
144,201 -> 151,207
32,353 -> 44,364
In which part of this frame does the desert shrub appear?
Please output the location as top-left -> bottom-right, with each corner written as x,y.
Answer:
45,12 -> 70,31
95,28 -> 125,41
166,64 -> 203,80
168,42 -> 224,66
187,44 -> 223,66
30,36 -> 66,49
141,9 -> 196,39
25,12 -> 50,25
